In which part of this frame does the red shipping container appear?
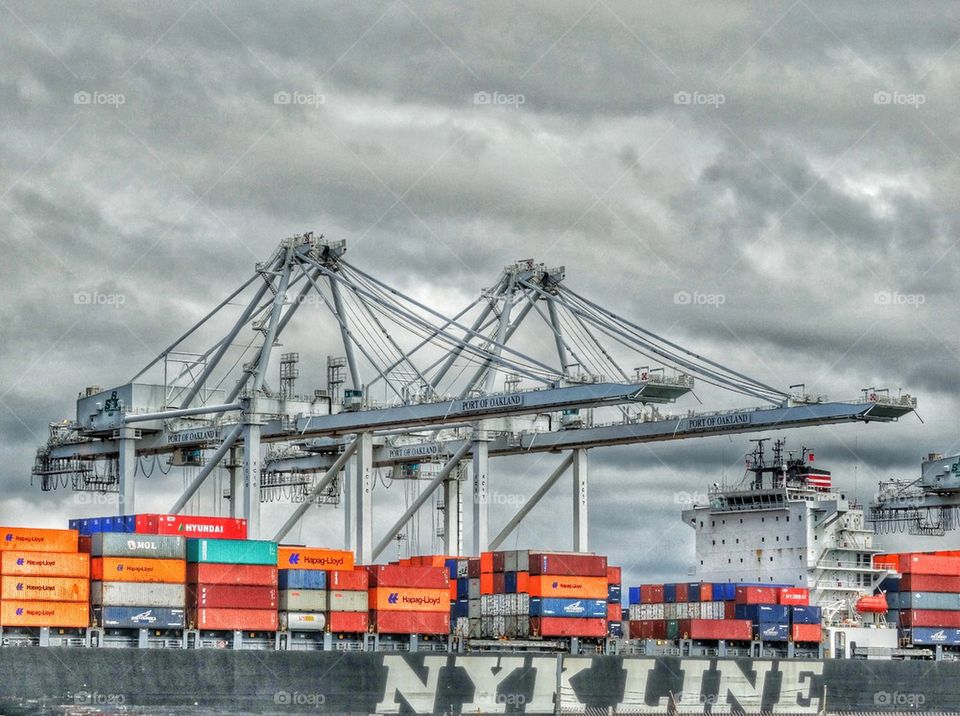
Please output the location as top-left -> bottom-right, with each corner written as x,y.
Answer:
449,581 -> 458,600
792,623 -> 822,643
901,610 -> 960,628
629,619 -> 665,639
370,610 -> 449,634
699,584 -> 713,602
366,565 -> 448,589
873,554 -> 899,570
901,574 -> 960,593
900,554 -> 960,576
492,552 -> 506,573
187,563 -> 277,587
480,573 -> 494,595
675,583 -> 689,603
679,619 -> 753,641
516,572 -> 529,594
606,566 -> 622,584
135,514 -> 247,540
640,584 -> 664,603
530,616 -> 607,637
679,619 -> 752,641
492,573 -> 505,594
607,603 -> 621,622
467,558 -> 481,578
724,602 -> 737,619
778,588 -> 810,606
190,584 -> 278,609
736,586 -> 778,604
528,553 -> 607,577
78,535 -> 92,554
190,607 -> 277,631
328,611 -> 368,633
329,569 -> 368,591
479,552 -> 495,574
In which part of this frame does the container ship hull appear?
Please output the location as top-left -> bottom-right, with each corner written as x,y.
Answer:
0,649 -> 954,714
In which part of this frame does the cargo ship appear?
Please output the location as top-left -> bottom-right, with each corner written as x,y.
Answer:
7,449 -> 960,714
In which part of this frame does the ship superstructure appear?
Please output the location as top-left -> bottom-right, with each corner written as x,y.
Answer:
683,439 -> 889,625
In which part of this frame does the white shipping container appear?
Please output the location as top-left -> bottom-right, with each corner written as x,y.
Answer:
457,560 -> 470,578
469,579 -> 481,599
92,582 -> 185,608
280,611 -> 326,631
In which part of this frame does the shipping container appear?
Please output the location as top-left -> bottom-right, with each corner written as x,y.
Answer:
676,583 -> 690,603
278,589 -> 326,612
365,565 -> 448,589
479,552 -> 494,574
191,584 -> 278,609
529,598 -> 608,618
327,590 -> 367,612
907,627 -> 960,645
91,533 -> 185,559
0,527 -> 78,553
609,620 -> 623,638
277,546 -> 353,571
528,553 -> 607,577
467,558 -> 481,578
606,566 -> 622,584
629,619 -> 665,640
504,572 -> 517,593
528,575 -> 608,599
735,603 -> 790,624
278,569 -> 327,590
896,592 -> 960,611
280,611 -> 327,631
1,551 -> 89,578
699,583 -> 713,602
735,586 -> 778,605
186,563 -> 277,587
78,535 -> 92,554
899,554 -> 960,576
530,616 -> 607,637
328,569 -> 368,591
712,583 -> 736,601
901,610 -> 960,628
1,600 -> 88,627
136,514 -> 247,540
190,607 -> 277,631
492,572 -> 505,594
792,623 -> 822,643
328,611 -> 368,633
901,574 -> 960,593
1,575 -> 88,602
778,587 -> 810,606
790,605 -> 822,625
608,584 -> 622,604
369,587 -> 449,612
492,551 -> 506,573
92,582 -> 186,608
95,606 -> 185,629
664,584 -> 677,603
757,622 -> 790,641
92,557 -> 186,584
641,584 -> 664,604
370,610 -> 449,634
186,539 -> 277,565
480,573 -> 494,595
679,618 -> 753,641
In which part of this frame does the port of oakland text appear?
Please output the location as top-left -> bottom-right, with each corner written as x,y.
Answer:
683,413 -> 752,430
456,394 -> 524,413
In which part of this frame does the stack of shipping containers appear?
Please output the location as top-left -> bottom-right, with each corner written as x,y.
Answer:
628,582 -> 821,644
607,566 -> 623,637
327,563 -> 368,634
187,538 -> 278,631
367,564 -> 450,635
0,527 -> 89,628
529,552 -> 609,638
90,532 -> 186,629
275,546 -> 358,633
878,552 -> 960,647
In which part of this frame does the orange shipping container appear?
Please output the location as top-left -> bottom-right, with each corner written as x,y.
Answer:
528,575 -> 608,599
369,587 -> 449,612
1,551 -> 89,578
277,547 -> 354,571
92,557 -> 186,583
0,527 -> 78,554
516,572 -> 529,593
1,576 -> 89,602
449,581 -> 458,600
480,573 -> 494,595
1,600 -> 88,627
480,552 -> 494,574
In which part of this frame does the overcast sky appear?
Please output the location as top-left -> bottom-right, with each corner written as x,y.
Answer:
2,1 -> 959,586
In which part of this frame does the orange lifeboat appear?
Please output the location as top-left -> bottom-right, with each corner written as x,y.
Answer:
855,594 -> 889,613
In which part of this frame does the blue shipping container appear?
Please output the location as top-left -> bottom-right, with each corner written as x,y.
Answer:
504,572 -> 517,594
756,622 -> 790,641
711,583 -> 736,602
609,621 -> 623,637
886,593 -> 901,610
608,584 -> 622,604
628,587 -> 641,605
457,577 -> 470,599
97,606 -> 186,629
735,604 -> 790,624
529,598 -> 608,618
791,605 -> 822,625
663,584 -> 677,603
898,592 -> 960,611
445,559 -> 458,580
687,583 -> 701,602
909,627 -> 960,646
451,599 -> 469,619
278,569 -> 327,590
879,577 -> 900,593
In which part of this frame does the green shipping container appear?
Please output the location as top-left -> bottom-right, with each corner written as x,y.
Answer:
186,539 -> 278,565
666,619 -> 679,640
